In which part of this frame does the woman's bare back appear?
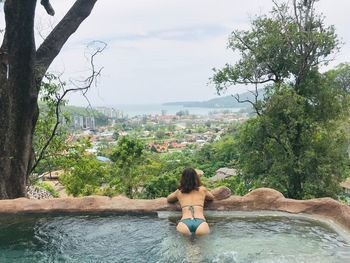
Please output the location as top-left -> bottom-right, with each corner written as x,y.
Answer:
167,186 -> 214,235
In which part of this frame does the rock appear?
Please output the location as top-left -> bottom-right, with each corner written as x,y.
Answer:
195,169 -> 204,177
26,186 -> 53,200
210,186 -> 231,200
245,188 -> 284,200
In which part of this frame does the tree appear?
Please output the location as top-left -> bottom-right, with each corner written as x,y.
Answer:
59,138 -> 116,197
212,0 -> 350,199
155,130 -> 166,139
112,130 -> 120,141
193,135 -> 237,177
143,174 -> 178,199
213,0 -> 339,97
176,110 -> 189,117
60,156 -> 110,197
0,0 -> 98,199
110,136 -> 145,198
235,83 -> 349,199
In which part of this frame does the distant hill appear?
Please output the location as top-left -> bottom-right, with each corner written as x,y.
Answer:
163,90 -> 264,108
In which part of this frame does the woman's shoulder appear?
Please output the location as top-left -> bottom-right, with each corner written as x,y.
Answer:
198,186 -> 208,192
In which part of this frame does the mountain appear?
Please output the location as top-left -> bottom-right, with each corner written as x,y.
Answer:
163,90 -> 264,108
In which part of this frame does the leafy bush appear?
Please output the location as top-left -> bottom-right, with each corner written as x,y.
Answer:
59,156 -> 113,197
202,175 -> 249,196
143,174 -> 179,198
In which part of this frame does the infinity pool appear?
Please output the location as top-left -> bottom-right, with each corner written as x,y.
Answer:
0,213 -> 349,263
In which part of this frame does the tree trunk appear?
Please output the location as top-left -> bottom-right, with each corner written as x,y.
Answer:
0,0 -> 37,199
0,0 -> 97,199
288,123 -> 304,199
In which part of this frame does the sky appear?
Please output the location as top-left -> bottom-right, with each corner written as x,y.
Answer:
1,0 -> 350,106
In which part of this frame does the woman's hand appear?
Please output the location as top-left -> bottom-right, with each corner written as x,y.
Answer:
205,187 -> 215,201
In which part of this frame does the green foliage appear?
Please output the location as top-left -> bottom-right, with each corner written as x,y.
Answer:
212,0 -> 350,199
58,137 -> 195,199
59,155 -> 113,197
203,176 -> 249,196
338,194 -> 350,205
140,151 -> 196,198
110,136 -> 146,198
111,136 -> 144,164
97,138 -> 115,157
57,138 -> 118,197
155,130 -> 166,139
235,84 -> 349,199
143,174 -> 179,198
58,131 -> 248,199
212,0 -> 339,94
112,130 -> 119,141
159,151 -> 195,171
176,110 -> 189,116
194,136 -> 237,177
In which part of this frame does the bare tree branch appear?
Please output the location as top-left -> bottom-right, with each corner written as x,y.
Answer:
230,78 -> 277,85
41,0 -> 55,16
36,0 -> 98,80
231,30 -> 253,52
233,91 -> 261,116
36,15 -> 56,42
230,66 -> 264,116
30,41 -> 106,174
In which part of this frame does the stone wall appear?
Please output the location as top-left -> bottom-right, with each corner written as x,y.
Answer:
0,187 -> 349,232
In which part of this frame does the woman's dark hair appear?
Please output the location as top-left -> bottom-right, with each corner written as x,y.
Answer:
178,168 -> 202,193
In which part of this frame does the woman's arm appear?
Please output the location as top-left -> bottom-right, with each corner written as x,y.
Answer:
167,190 -> 178,203
205,188 -> 215,201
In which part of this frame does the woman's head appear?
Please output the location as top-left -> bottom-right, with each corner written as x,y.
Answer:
178,167 -> 202,193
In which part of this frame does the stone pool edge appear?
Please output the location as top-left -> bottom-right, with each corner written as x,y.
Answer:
0,188 -> 349,234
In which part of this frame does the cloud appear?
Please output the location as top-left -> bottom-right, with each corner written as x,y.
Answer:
67,24 -> 230,48
144,25 -> 229,42
2,0 -> 350,106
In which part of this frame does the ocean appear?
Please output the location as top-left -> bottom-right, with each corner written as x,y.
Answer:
105,104 -> 243,117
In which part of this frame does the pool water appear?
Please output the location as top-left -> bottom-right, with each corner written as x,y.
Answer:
0,214 -> 349,263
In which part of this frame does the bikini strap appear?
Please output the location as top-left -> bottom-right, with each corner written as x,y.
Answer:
181,205 -> 203,218
181,204 -> 203,208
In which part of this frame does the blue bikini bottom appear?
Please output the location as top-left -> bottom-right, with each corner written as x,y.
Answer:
180,218 -> 206,234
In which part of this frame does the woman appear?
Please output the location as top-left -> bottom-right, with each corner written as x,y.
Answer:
167,168 -> 215,236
